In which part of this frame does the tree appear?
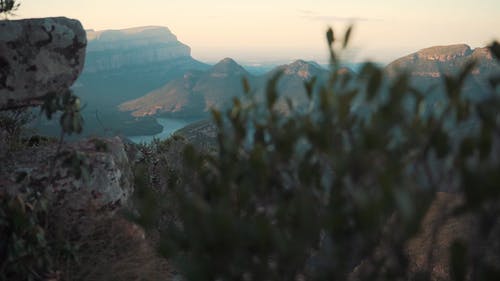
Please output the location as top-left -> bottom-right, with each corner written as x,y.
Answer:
0,0 -> 20,19
132,27 -> 500,281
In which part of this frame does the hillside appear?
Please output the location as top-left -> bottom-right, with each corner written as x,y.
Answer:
119,59 -> 330,118
119,58 -> 253,117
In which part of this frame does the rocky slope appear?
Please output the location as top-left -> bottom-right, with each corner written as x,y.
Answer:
0,19 -> 172,280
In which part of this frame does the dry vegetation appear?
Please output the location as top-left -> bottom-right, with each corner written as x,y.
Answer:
48,205 -> 172,281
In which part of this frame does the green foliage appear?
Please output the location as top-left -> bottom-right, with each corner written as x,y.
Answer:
40,90 -> 84,136
134,31 -> 500,280
0,108 -> 35,151
0,89 -> 88,279
0,191 -> 51,281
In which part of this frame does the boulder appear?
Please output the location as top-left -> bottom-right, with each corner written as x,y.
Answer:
0,137 -> 134,211
0,17 -> 136,212
0,17 -> 86,109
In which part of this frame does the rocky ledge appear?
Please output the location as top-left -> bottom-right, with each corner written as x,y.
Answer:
0,17 -> 134,213
0,137 -> 134,211
0,17 -> 86,109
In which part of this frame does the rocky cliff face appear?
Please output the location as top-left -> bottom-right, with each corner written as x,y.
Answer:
1,137 -> 134,211
385,44 -> 499,78
385,44 -> 499,102
0,17 -> 134,212
0,17 -> 86,109
417,44 -> 472,62
83,26 -> 191,73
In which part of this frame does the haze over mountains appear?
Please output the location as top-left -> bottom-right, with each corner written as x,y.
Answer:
36,26 -> 208,136
36,25 -> 499,138
119,39 -> 499,120
84,26 -> 193,73
119,58 -> 332,117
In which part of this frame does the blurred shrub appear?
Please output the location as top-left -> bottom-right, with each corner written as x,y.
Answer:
0,0 -> 20,18
130,27 -> 500,281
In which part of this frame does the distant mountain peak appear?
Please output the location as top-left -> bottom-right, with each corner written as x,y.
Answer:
280,60 -> 324,79
210,58 -> 248,77
213,58 -> 241,68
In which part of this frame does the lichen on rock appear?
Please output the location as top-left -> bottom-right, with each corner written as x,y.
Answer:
0,17 -> 86,109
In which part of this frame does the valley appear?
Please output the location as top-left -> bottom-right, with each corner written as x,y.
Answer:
33,25 -> 499,145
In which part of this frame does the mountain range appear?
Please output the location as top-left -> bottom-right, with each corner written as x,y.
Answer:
36,26 -> 209,137
119,42 -> 498,120
34,26 -> 499,138
118,58 -> 332,117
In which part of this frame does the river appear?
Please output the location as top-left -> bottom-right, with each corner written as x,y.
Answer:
127,118 -> 192,144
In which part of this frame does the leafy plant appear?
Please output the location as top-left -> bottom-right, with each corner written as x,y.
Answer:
0,190 -> 51,281
0,108 -> 35,152
40,90 -> 84,136
132,27 -> 500,281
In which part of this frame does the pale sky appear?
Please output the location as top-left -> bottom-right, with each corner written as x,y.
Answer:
17,0 -> 500,64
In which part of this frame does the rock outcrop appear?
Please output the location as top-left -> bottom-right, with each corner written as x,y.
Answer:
1,137 -> 134,211
0,17 -> 86,109
417,44 -> 472,62
0,17 -> 134,212
84,26 -> 191,73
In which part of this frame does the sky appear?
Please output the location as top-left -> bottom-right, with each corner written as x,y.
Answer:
17,0 -> 500,64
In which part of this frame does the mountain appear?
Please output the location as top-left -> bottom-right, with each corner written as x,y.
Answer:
37,26 -> 210,137
118,59 -> 346,118
385,44 -> 499,101
84,26 -> 195,73
386,44 -> 497,77
78,26 -> 208,104
265,60 -> 329,109
119,58 -> 252,117
36,26 -> 209,137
